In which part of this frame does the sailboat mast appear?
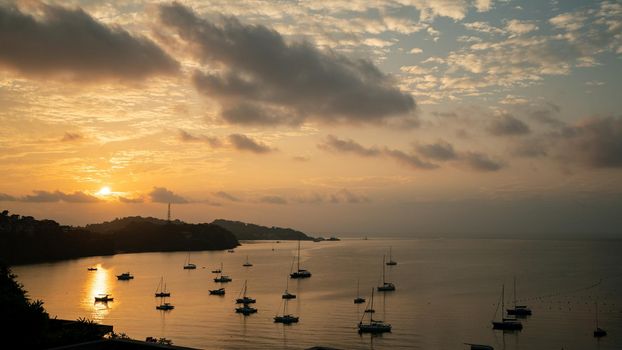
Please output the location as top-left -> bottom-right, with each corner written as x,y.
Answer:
501,284 -> 505,318
382,255 -> 386,284
595,301 -> 599,328
357,279 -> 360,297
513,276 -> 517,308
297,241 -> 301,271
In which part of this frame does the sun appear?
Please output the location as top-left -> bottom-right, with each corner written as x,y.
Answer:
97,186 -> 112,196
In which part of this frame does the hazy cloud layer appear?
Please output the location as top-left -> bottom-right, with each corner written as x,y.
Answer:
178,130 -> 222,147
61,132 -> 83,142
21,190 -> 100,203
259,195 -> 287,205
488,114 -> 531,136
415,140 -> 457,160
228,134 -> 274,154
330,189 -> 369,204
118,196 -> 145,203
0,193 -> 16,201
555,116 -> 622,168
214,191 -> 241,202
462,152 -> 504,171
158,3 -> 416,126
0,3 -> 178,80
148,187 -> 188,203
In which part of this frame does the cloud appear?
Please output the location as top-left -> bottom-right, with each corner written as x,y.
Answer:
0,193 -> 16,201
488,114 -> 531,136
21,190 -> 100,203
292,156 -> 310,162
0,3 -> 178,81
148,187 -> 188,204
259,195 -> 287,205
158,3 -> 415,126
319,135 -> 437,170
178,130 -> 222,147
228,134 -> 274,154
61,132 -> 83,142
330,189 -> 369,203
462,152 -> 504,171
416,140 -> 457,160
214,191 -> 241,202
555,116 -> 622,168
474,0 -> 493,12
118,196 -> 144,203
505,20 -> 538,35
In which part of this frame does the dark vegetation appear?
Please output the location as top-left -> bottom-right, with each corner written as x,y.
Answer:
212,219 -> 313,240
0,211 -> 238,265
0,264 -> 110,348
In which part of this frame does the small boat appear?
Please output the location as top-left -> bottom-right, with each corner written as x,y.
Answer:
282,258 -> 297,299
156,302 -> 175,310
290,240 -> 311,279
209,288 -> 225,295
214,275 -> 232,283
116,272 -> 134,280
183,252 -> 196,269
506,277 -> 531,316
386,247 -> 397,265
154,277 -> 171,298
212,262 -> 223,273
242,255 -> 253,267
593,301 -> 607,337
274,298 -> 299,324
235,304 -> 257,315
87,267 -> 98,271
227,249 -> 235,253
235,280 -> 256,304
94,294 -> 113,302
354,279 -> 365,304
358,289 -> 391,333
377,256 -> 395,291
492,284 -> 523,331
464,344 -> 494,350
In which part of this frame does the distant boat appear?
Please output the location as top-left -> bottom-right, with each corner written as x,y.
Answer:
274,297 -> 299,324
464,344 -> 494,350
593,301 -> 607,337
242,255 -> 253,267
358,288 -> 391,333
116,272 -> 134,280
214,263 -> 232,283
235,303 -> 257,315
156,300 -> 175,311
386,247 -> 397,266
87,267 -> 98,271
506,277 -> 531,316
227,249 -> 235,253
354,279 -> 365,304
492,284 -> 522,331
235,280 -> 256,304
209,288 -> 225,295
94,294 -> 113,302
154,277 -> 171,298
183,252 -> 197,269
290,240 -> 311,279
211,262 -> 222,274
282,258 -> 296,299
377,256 -> 395,291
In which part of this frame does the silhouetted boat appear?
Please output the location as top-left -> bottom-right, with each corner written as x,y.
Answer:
236,280 -> 256,304
492,284 -> 522,331
354,279 -> 366,304
227,249 -> 235,253
87,267 -> 98,271
358,288 -> 391,333
155,277 -> 171,297
156,301 -> 175,310
506,277 -> 531,316
94,294 -> 113,302
464,344 -> 494,350
386,247 -> 397,265
209,288 -> 225,295
274,298 -> 299,324
235,304 -> 257,315
282,258 -> 297,299
116,272 -> 134,280
212,262 -> 222,273
377,256 -> 395,291
290,240 -> 311,279
593,301 -> 607,337
242,255 -> 253,267
214,264 -> 232,283
183,252 -> 196,269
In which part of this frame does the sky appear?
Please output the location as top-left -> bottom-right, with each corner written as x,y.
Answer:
0,0 -> 621,238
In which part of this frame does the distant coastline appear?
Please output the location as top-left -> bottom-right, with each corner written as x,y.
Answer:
1,211 -> 316,266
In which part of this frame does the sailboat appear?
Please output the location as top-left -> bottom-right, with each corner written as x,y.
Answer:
290,240 -> 311,279
116,272 -> 134,280
506,277 -> 531,316
154,277 -> 171,297
214,264 -> 232,283
94,294 -> 113,302
377,256 -> 395,291
235,280 -> 256,304
211,262 -> 222,274
183,252 -> 196,269
235,281 -> 257,315
386,247 -> 397,266
593,301 -> 607,337
358,288 -> 391,333
156,297 -> 175,311
282,257 -> 296,299
274,298 -> 299,324
209,287 -> 225,295
354,279 -> 365,304
242,255 -> 253,267
492,284 -> 522,331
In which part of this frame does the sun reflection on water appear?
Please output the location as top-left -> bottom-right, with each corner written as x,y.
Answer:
82,264 -> 114,322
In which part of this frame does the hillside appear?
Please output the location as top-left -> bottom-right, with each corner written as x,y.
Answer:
211,219 -> 313,240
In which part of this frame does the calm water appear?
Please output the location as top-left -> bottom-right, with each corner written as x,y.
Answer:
14,239 -> 622,350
